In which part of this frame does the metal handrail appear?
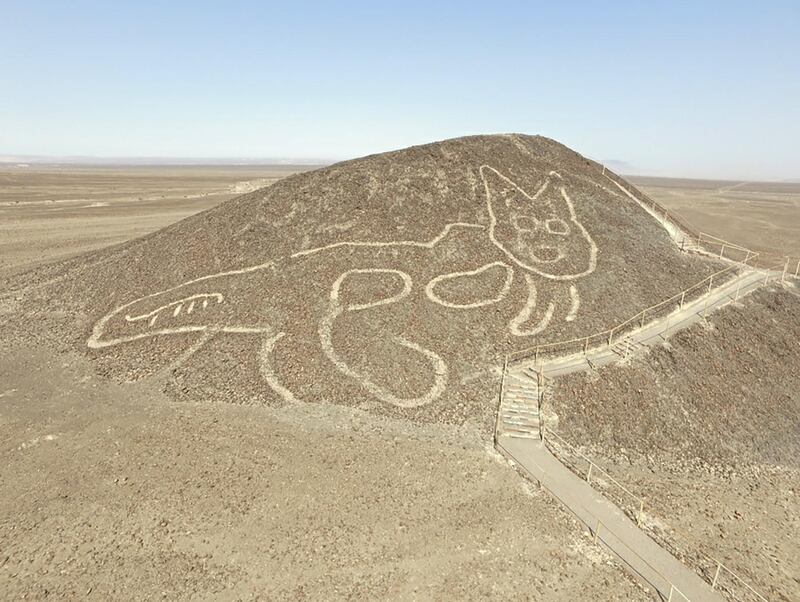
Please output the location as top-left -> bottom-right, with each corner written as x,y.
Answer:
538,424 -> 772,601
508,258 -> 754,364
541,426 -> 645,523
603,168 -> 701,242
496,439 -> 691,601
496,171 -> 789,600
496,264 -> 788,601
604,165 -> 798,275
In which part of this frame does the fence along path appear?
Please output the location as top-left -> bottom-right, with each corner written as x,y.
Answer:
497,269 -> 782,601
494,169 -> 792,601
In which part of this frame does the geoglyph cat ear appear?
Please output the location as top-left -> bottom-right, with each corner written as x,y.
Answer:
480,165 -> 555,212
481,165 -> 520,208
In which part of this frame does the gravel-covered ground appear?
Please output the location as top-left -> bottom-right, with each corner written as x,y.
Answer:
0,343 -> 648,601
2,134 -> 721,432
4,134 -> 781,600
550,286 -> 800,601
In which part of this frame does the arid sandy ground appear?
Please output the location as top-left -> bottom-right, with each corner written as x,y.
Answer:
630,176 -> 800,258
0,342 -> 647,600
0,165 -> 307,278
1,157 -> 652,600
1,163 -> 798,600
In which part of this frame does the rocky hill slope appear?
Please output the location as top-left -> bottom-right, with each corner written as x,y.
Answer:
551,287 -> 800,601
3,134 -> 720,429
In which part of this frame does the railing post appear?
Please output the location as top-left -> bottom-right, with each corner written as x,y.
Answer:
719,243 -> 725,259
640,310 -> 646,328
782,257 -> 789,282
702,295 -> 709,319
764,270 -> 769,286
711,561 -> 722,590
586,461 -> 593,484
607,329 -> 613,346
743,249 -> 750,265
707,274 -> 714,294
583,337 -> 589,355
735,279 -> 742,301
795,258 -> 800,277
679,291 -> 685,308
636,500 -> 644,526
668,585 -> 674,602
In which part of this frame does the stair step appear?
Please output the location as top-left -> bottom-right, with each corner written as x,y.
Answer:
503,425 -> 536,433
505,433 -> 539,440
502,414 -> 539,422
505,398 -> 537,405
509,372 -> 538,383
503,420 -> 539,428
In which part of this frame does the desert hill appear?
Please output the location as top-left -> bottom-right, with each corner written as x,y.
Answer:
4,134 -> 721,429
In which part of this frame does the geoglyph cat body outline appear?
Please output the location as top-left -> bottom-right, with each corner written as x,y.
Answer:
88,165 -> 598,407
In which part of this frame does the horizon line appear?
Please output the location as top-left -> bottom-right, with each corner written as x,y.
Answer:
1,154 -> 798,184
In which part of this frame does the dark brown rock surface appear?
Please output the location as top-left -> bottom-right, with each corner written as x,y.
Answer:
3,134 -> 719,429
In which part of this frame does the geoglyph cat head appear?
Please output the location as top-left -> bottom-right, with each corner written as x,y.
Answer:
481,165 -> 597,280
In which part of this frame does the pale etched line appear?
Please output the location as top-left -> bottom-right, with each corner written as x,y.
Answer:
187,301 -> 195,314
425,262 -> 514,309
481,165 -> 598,281
509,274 -> 555,336
290,222 -> 485,259
91,274 -> 268,347
173,304 -> 182,317
88,324 -> 270,350
259,332 -> 302,405
566,285 -> 580,322
124,294 -> 223,323
321,269 -> 447,408
160,331 -> 215,376
90,290 -> 267,349
330,268 -> 413,311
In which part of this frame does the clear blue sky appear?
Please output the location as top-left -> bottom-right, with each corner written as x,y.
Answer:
1,1 -> 798,179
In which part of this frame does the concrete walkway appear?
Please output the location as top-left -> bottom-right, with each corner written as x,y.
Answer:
499,437 -> 716,601
497,268 -> 777,601
535,268 -> 768,379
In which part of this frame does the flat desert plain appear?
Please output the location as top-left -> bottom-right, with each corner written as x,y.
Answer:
630,176 -> 800,258
0,165 -> 309,278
